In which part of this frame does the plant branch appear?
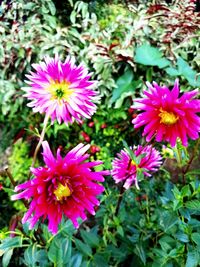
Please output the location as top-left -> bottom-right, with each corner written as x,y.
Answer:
182,138 -> 200,182
4,167 -> 17,187
28,114 -> 49,179
115,183 -> 125,216
2,167 -> 29,208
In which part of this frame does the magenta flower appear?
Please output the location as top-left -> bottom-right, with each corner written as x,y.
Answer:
132,79 -> 200,147
11,141 -> 108,234
23,55 -> 98,124
111,145 -> 162,189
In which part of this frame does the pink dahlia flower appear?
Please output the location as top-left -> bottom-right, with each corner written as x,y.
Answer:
111,145 -> 162,189
11,141 -> 108,234
23,55 -> 98,124
132,79 -> 200,147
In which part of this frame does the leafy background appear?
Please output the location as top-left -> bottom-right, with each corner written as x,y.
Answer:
0,0 -> 200,266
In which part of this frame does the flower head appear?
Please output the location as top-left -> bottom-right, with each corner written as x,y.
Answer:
111,145 -> 162,189
132,79 -> 200,147
11,141 -> 108,234
23,55 -> 98,124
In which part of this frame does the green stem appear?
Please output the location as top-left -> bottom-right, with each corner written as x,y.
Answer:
174,144 -> 182,168
115,183 -> 125,216
4,167 -> 29,208
146,194 -> 150,223
182,138 -> 200,183
28,114 -> 49,178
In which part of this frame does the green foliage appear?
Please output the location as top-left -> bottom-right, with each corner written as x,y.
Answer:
166,57 -> 200,87
0,0 -> 200,267
135,44 -> 170,69
109,68 -> 142,108
8,139 -> 32,184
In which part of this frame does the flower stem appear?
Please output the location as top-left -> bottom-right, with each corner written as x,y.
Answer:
28,114 -> 49,178
182,138 -> 200,183
115,183 -> 125,216
3,167 -> 29,208
174,144 -> 182,168
4,167 -> 16,187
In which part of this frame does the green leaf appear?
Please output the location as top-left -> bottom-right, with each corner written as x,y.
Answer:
159,236 -> 175,250
175,232 -> 189,243
191,233 -> 200,247
165,67 -> 180,76
80,230 -> 100,248
48,237 -> 72,266
166,58 -> 200,87
0,237 -> 22,251
135,244 -> 146,265
2,249 -> 13,267
159,211 -> 178,232
117,225 -> 124,237
74,239 -> 92,257
135,44 -> 170,68
178,58 -> 200,87
47,1 -> 56,15
181,185 -> 191,197
122,140 -> 136,162
172,186 -> 181,200
24,244 -> 37,267
185,200 -> 200,210
93,254 -> 108,267
109,69 -> 135,106
185,170 -> 200,177
186,250 -> 199,267
69,253 -> 82,267
159,239 -> 172,252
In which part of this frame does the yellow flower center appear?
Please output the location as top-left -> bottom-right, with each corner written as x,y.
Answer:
159,108 -> 179,125
47,80 -> 74,101
54,183 -> 71,201
131,160 -> 138,168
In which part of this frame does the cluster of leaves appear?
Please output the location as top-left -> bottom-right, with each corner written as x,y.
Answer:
0,0 -> 200,267
1,173 -> 200,266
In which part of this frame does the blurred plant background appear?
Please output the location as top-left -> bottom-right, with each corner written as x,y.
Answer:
0,0 -> 200,266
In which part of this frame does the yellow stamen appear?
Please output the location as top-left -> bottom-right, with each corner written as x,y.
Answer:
54,183 -> 71,201
131,160 -> 138,168
47,80 -> 74,101
159,108 -> 178,125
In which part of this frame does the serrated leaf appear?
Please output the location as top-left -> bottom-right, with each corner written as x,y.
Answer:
24,244 -> 37,267
185,200 -> 200,210
159,239 -> 172,252
181,185 -> 191,197
93,254 -> 108,267
159,211 -> 178,232
75,239 -> 92,257
48,237 -> 71,266
69,253 -> 82,267
135,244 -> 146,265
186,251 -> 199,267
191,233 -> 200,246
80,230 -> 100,248
117,225 -> 124,237
175,232 -> 189,243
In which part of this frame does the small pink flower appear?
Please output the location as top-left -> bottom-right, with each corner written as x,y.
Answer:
11,141 -> 108,234
132,79 -> 200,147
111,145 -> 162,189
23,55 -> 98,124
